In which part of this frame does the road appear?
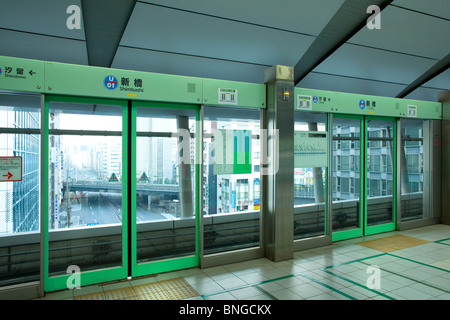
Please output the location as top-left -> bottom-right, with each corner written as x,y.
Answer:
60,191 -> 171,228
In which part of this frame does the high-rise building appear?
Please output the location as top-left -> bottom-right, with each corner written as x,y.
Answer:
0,108 -> 40,234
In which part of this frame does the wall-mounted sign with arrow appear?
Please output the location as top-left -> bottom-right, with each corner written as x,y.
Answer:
0,156 -> 22,182
0,55 -> 44,93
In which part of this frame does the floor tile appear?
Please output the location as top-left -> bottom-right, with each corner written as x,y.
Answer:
189,280 -> 224,295
216,276 -> 247,290
207,292 -> 237,300
288,283 -> 325,299
229,286 -> 263,299
390,286 -> 434,300
271,288 -> 302,300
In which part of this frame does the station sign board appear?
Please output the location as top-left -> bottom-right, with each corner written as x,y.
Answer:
0,156 -> 23,182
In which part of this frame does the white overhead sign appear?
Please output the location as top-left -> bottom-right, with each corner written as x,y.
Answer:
0,156 -> 22,182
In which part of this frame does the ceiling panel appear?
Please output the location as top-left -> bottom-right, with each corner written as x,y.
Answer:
312,43 -> 437,85
112,46 -> 267,83
0,0 -> 84,40
298,72 -> 407,98
139,0 -> 346,37
404,87 -> 443,102
349,5 -> 450,60
119,2 -> 315,67
0,29 -> 88,65
422,69 -> 450,90
405,69 -> 450,101
392,0 -> 450,20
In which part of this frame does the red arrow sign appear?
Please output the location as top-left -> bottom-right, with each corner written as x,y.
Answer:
2,172 -> 13,180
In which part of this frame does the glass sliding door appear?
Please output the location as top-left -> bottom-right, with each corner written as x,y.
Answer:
44,96 -> 128,291
131,102 -> 199,277
293,112 -> 328,239
364,117 -> 396,235
202,107 -> 261,255
331,115 -> 363,241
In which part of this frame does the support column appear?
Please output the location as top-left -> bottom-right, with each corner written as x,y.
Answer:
439,91 -> 449,224
263,66 -> 294,262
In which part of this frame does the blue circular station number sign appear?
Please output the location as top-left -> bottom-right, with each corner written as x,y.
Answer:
104,75 -> 118,90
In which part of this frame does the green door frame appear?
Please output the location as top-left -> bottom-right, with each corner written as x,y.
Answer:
130,100 -> 201,278
364,116 -> 397,236
43,95 -> 129,292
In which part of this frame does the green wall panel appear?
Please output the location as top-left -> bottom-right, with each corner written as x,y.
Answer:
295,88 -> 442,119
44,61 -> 203,104
0,55 -> 45,93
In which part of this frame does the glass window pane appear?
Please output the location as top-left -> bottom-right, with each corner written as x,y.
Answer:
366,119 -> 394,227
203,107 -> 260,255
49,102 -> 122,131
294,112 -> 327,240
48,101 -> 123,276
0,93 -> 41,287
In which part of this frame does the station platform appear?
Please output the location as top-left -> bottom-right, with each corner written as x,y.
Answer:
36,224 -> 450,301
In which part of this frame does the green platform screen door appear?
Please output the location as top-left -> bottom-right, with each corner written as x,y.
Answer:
44,95 -> 129,292
331,114 -> 396,241
44,96 -> 200,292
131,101 -> 200,277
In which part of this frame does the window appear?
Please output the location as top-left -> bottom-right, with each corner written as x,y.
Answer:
401,119 -> 425,221
0,92 -> 41,286
203,106 -> 261,254
47,99 -> 124,275
294,112 -> 327,239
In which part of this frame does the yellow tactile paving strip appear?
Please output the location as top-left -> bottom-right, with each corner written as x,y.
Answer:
357,235 -> 429,252
74,277 -> 199,300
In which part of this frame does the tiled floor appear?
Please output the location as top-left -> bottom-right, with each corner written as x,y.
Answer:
37,224 -> 450,300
